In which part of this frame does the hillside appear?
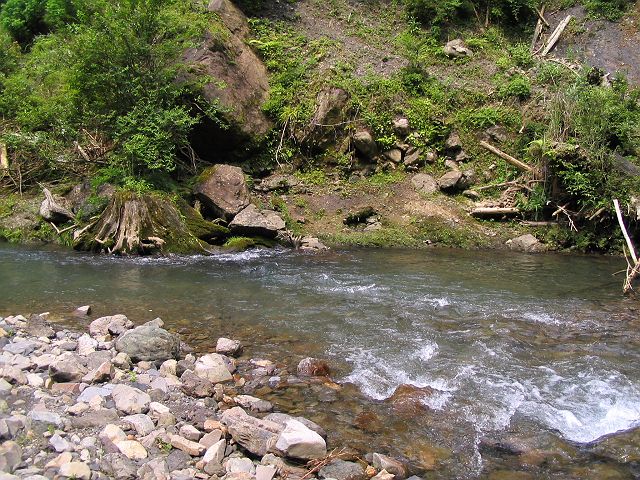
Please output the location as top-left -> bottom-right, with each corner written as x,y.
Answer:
0,0 -> 639,254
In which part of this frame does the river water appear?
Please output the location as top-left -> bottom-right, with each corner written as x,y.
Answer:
1,243 -> 640,478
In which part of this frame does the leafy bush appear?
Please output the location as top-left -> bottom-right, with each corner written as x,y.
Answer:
498,74 -> 531,100
403,0 -> 535,27
0,0 -> 76,45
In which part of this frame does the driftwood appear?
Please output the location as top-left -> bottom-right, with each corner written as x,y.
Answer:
479,141 -> 535,173
531,5 -> 546,52
541,15 -> 572,56
471,207 -> 520,218
0,143 -> 8,170
39,187 -> 75,225
614,198 -> 640,293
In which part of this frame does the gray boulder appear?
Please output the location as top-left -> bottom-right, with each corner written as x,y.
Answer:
194,164 -> 250,221
411,174 -> 438,195
352,130 -> 378,159
229,204 -> 286,238
220,407 -> 282,456
49,353 -> 88,383
438,171 -> 464,193
507,234 -> 547,253
444,39 -> 473,58
115,325 -> 180,363
319,460 -> 366,480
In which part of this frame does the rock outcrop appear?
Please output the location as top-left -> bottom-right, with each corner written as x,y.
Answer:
195,164 -> 251,221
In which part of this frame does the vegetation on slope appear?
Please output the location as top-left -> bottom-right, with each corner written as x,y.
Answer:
0,0 -> 639,252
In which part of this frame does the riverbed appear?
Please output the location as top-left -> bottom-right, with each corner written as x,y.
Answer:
1,243 -> 639,478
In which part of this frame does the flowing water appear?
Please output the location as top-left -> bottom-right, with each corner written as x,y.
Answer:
2,243 -> 640,478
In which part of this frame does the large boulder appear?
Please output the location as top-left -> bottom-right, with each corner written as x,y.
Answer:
185,0 -> 271,157
220,407 -> 283,456
229,205 -> 286,238
507,234 -> 547,253
301,87 -> 351,150
352,130 -> 378,159
115,325 -> 180,363
194,165 -> 251,221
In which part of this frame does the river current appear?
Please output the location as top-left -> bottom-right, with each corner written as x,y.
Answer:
1,243 -> 639,478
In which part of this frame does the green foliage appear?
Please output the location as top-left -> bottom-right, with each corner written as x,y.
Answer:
498,74 -> 531,100
360,170 -> 406,187
0,0 -> 76,45
457,106 -> 520,130
223,236 -> 256,250
583,0 -> 633,20
403,0 -> 535,27
0,0 -> 223,190
294,169 -> 328,186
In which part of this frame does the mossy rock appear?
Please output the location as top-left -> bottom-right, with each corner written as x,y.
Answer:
177,199 -> 230,243
223,235 -> 277,251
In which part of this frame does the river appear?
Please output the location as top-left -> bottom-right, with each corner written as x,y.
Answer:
1,243 -> 639,478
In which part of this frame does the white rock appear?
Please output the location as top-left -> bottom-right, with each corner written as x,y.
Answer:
194,354 -> 233,384
122,414 -> 155,436
49,433 -> 72,453
203,439 -> 226,465
159,359 -> 177,377
58,461 -> 91,479
116,440 -> 148,460
216,338 -> 243,357
26,373 -> 44,388
226,457 -> 254,474
77,334 -> 98,356
99,424 -> 127,445
275,419 -> 327,460
111,384 -> 150,414
256,464 -> 277,480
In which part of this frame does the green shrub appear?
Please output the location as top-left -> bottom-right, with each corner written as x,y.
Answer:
498,74 -> 531,100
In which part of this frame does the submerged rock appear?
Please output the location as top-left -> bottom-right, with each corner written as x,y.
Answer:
297,357 -> 331,377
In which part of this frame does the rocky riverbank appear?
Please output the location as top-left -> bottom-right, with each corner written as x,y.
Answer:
0,311 -> 416,480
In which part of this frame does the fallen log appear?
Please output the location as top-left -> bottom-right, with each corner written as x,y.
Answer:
541,15 -> 572,56
531,5 -> 546,53
479,141 -> 535,173
471,207 -> 520,218
613,198 -> 640,294
0,143 -> 8,170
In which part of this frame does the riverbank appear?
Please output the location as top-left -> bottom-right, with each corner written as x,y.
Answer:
0,310 -> 418,480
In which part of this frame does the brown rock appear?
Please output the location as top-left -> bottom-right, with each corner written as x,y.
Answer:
194,165 -> 250,221
170,434 -> 206,456
297,357 -> 331,377
387,384 -> 437,417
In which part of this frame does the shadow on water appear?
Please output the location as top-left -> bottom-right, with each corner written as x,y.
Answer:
1,243 -> 639,478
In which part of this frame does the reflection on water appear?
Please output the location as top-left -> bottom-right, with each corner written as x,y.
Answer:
1,243 -> 638,478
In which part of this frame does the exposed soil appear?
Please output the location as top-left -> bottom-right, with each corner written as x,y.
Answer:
547,3 -> 640,84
